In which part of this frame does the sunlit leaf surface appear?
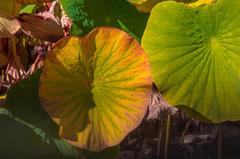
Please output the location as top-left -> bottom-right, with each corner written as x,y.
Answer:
188,0 -> 215,7
40,27 -> 152,151
142,0 -> 240,122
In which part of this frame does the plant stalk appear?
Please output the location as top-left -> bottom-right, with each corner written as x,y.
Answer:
218,124 -> 223,159
164,113 -> 171,159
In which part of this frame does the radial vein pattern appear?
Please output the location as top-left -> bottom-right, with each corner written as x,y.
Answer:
40,27 -> 152,151
142,0 -> 240,122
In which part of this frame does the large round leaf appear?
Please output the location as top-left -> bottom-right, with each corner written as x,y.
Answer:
142,0 -> 240,122
60,0 -> 149,38
39,27 -> 152,151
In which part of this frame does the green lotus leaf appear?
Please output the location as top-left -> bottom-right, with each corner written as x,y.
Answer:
142,0 -> 240,122
39,27 -> 152,151
60,0 -> 149,38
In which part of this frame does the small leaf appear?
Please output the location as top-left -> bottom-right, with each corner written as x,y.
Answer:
20,4 -> 37,14
39,27 -> 153,151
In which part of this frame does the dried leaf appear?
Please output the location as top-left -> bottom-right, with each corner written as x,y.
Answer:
18,13 -> 64,42
0,11 -> 20,38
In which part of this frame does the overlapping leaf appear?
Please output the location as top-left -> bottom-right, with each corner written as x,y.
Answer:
3,70 -> 81,159
129,0 -> 202,13
39,27 -> 152,151
0,0 -> 53,16
132,0 -> 162,13
18,14 -> 64,42
142,0 -> 240,122
60,0 -> 149,38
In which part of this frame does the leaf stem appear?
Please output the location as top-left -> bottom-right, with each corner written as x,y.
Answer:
164,113 -> 171,159
217,124 -> 223,159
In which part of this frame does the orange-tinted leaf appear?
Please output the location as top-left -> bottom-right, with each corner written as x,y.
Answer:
39,27 -> 152,151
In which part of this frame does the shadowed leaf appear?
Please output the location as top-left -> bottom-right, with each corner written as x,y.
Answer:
4,70 -> 81,159
39,27 -> 152,151
18,13 -> 64,42
60,0 -> 149,38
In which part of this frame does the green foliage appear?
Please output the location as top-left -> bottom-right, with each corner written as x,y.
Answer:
2,0 -> 240,157
142,0 -> 240,122
20,4 -> 37,14
60,0 -> 149,38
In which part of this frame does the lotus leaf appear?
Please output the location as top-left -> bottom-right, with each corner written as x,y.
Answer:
39,27 -> 152,151
142,0 -> 240,122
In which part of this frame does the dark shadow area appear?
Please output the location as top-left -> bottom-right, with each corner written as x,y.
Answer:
0,113 -> 60,159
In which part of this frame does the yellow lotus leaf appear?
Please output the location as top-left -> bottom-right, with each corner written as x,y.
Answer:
39,27 -> 152,151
